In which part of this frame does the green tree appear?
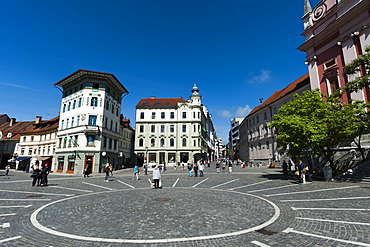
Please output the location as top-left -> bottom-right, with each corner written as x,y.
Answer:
270,89 -> 348,169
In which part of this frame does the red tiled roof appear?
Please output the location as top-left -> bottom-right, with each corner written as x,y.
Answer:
0,116 -> 60,140
248,73 -> 310,116
136,97 -> 188,107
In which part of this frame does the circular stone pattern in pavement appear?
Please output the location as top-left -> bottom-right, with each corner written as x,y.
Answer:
31,188 -> 280,243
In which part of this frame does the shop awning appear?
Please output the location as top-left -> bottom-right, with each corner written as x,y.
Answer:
37,156 -> 51,161
8,157 -> 31,162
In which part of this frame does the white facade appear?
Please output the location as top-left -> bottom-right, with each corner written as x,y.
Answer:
135,84 -> 216,167
54,70 -> 129,175
240,74 -> 311,164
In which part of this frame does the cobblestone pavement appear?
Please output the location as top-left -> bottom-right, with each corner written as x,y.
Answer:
0,165 -> 369,247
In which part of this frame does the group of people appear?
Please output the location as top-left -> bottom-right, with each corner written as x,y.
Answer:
282,159 -> 313,184
187,163 -> 205,177
30,163 -> 49,187
215,159 -> 233,173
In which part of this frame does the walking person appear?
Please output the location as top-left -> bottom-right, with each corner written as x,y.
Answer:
40,164 -> 49,186
193,163 -> 199,177
104,164 -> 110,182
5,164 -> 10,177
84,163 -> 92,178
199,163 -> 205,177
228,160 -> 233,173
133,165 -> 139,180
305,163 -> 313,182
282,160 -> 288,175
216,162 -> 221,173
31,165 -> 41,187
187,163 -> 193,177
152,166 -> 161,189
109,164 -> 113,178
298,160 -> 306,184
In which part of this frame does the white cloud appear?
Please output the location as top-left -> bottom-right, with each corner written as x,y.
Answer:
0,82 -> 47,92
247,69 -> 271,83
235,105 -> 252,117
218,110 -> 231,118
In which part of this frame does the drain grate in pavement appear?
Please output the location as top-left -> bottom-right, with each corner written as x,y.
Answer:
255,227 -> 278,235
153,198 -> 171,201
27,195 -> 43,198
91,195 -> 107,198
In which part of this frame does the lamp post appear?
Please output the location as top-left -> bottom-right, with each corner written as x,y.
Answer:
145,146 -> 148,175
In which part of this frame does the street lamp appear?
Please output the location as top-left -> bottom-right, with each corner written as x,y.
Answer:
145,146 -> 148,175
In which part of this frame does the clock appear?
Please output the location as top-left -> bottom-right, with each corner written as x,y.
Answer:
312,4 -> 327,21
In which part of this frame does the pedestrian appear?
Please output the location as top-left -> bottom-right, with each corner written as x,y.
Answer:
305,163 -> 313,182
187,163 -> 193,177
163,161 -> 166,172
216,162 -> 221,173
288,160 -> 293,172
84,163 -> 92,178
109,164 -> 113,178
152,166 -> 161,189
40,164 -> 49,186
133,164 -> 139,180
31,165 -> 41,187
144,163 -> 148,175
228,160 -> 233,173
5,164 -> 10,177
222,161 -> 226,173
298,160 -> 306,184
199,163 -> 205,177
193,163 -> 199,177
104,164 -> 110,182
173,162 -> 177,171
182,162 -> 185,170
282,160 -> 288,175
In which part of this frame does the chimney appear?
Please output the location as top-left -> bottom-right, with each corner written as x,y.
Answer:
149,96 -> 156,99
35,116 -> 42,124
9,118 -> 16,126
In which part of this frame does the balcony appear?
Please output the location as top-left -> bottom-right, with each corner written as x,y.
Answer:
83,125 -> 100,134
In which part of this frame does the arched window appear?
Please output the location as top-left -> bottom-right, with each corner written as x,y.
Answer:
182,138 -> 187,147
160,138 -> 165,147
139,139 -> 143,147
151,138 -> 155,147
170,138 -> 174,147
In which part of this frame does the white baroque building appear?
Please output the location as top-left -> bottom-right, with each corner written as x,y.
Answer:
135,84 -> 216,167
54,70 -> 130,175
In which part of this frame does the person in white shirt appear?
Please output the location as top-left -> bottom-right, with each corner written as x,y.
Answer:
152,166 -> 161,189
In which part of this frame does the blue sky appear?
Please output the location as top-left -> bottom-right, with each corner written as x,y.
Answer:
1,0 -> 320,143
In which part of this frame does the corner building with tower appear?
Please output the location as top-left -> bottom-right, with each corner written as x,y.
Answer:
54,69 -> 130,175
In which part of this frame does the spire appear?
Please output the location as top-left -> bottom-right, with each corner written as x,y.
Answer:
303,0 -> 312,17
191,80 -> 199,95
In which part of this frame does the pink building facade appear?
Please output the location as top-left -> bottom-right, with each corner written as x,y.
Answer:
299,0 -> 370,103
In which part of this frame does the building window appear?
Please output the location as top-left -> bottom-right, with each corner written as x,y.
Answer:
88,115 -> 97,125
28,148 -> 32,155
256,116 -> 259,123
31,136 -> 34,141
182,138 -> 187,147
160,138 -> 165,147
161,125 -> 165,132
140,112 -> 144,119
170,112 -> 174,119
182,125 -> 186,132
21,148 -> 25,155
266,141 -> 269,149
78,98 -> 82,107
91,97 -> 98,107
139,138 -> 144,147
139,125 -> 144,133
170,138 -> 174,147
87,135 -> 95,146
71,117 -> 74,128
23,136 -> 26,142
151,138 -> 155,147
152,112 -> 156,119
77,116 -> 80,126
72,100 -> 76,109
63,104 -> 66,113
182,112 -> 187,119
264,112 -> 267,119
68,102 -> 71,111
170,125 -> 174,132
151,125 -> 155,132
161,112 -> 165,119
